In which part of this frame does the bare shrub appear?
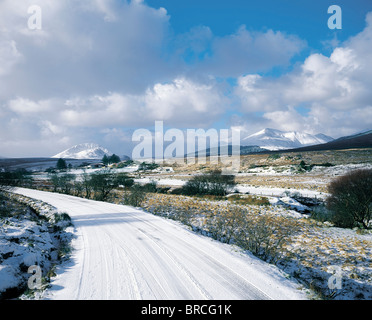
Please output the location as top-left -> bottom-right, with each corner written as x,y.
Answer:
181,170 -> 235,196
327,169 -> 372,229
122,184 -> 147,207
235,214 -> 301,263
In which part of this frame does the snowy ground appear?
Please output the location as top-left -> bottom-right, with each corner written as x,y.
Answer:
139,192 -> 372,299
11,188 -> 308,300
237,163 -> 372,176
34,166 -> 139,181
2,156 -> 370,300
0,193 -> 73,299
133,177 -> 327,200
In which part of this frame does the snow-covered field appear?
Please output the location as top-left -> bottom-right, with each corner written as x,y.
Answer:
238,163 -> 372,176
10,188 -> 307,300
34,166 -> 139,181
139,192 -> 372,299
2,156 -> 371,300
134,177 -> 327,200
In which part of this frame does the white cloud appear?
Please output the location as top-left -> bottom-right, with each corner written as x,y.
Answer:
144,78 -> 227,125
0,0 -> 172,99
176,25 -> 306,78
59,93 -> 135,127
0,0 -> 306,102
207,27 -> 305,77
0,76 -> 228,156
235,12 -> 372,137
1,0 -> 371,156
39,120 -> 63,136
7,97 -> 52,114
59,77 -> 227,128
0,40 -> 22,76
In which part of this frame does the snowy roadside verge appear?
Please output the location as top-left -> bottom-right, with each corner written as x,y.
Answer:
0,192 -> 74,299
140,192 -> 372,300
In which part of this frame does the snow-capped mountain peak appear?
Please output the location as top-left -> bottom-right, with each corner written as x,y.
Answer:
52,143 -> 113,159
242,128 -> 333,151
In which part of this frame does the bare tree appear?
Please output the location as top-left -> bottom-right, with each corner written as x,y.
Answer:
0,172 -> 14,193
0,170 -> 33,192
81,170 -> 92,199
90,170 -> 118,201
49,173 -> 60,192
122,184 -> 146,207
59,174 -> 75,194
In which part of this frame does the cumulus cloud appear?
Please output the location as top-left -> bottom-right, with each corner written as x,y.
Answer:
1,0 -> 371,157
204,27 -> 305,77
0,0 -> 305,103
235,12 -> 372,137
1,77 -> 227,155
0,40 -> 22,76
143,78 -> 227,125
7,97 -> 52,114
58,77 -> 227,128
175,25 -> 306,78
0,0 -> 172,99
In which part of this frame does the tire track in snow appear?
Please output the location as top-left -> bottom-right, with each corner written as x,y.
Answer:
95,206 -> 271,299
83,207 -> 213,299
112,243 -> 142,299
135,227 -> 213,300
135,221 -> 272,300
12,188 -> 306,300
101,220 -> 205,299
73,202 -> 211,299
102,223 -> 169,299
116,209 -> 272,299
66,199 -> 273,299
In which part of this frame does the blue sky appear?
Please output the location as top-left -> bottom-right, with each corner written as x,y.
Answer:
0,0 -> 372,157
147,0 -> 370,49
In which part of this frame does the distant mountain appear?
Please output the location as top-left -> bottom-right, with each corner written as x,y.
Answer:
239,145 -> 267,155
120,155 -> 131,161
286,130 -> 372,152
52,143 -> 113,160
0,158 -> 97,172
185,145 -> 266,158
242,128 -> 334,151
333,129 -> 372,141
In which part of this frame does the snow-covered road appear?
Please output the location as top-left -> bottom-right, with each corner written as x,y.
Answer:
14,188 -> 306,300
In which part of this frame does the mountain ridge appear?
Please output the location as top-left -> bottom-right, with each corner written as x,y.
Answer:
281,130 -> 372,152
242,128 -> 334,151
